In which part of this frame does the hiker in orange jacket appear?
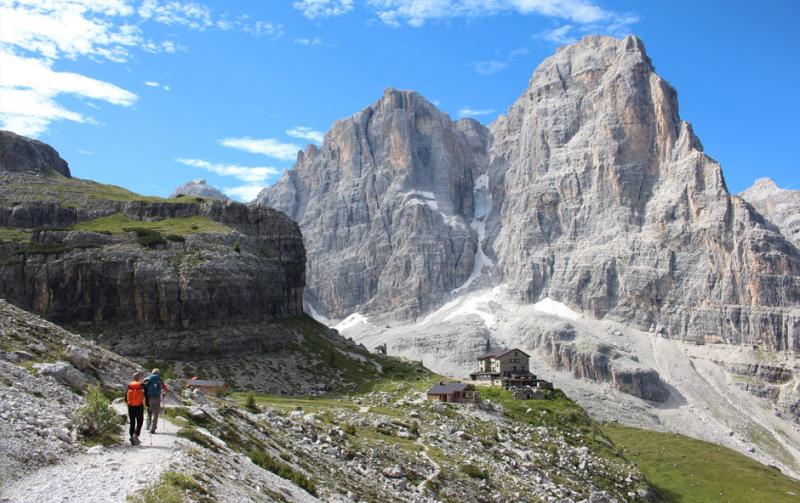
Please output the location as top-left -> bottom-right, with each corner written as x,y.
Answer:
125,372 -> 145,445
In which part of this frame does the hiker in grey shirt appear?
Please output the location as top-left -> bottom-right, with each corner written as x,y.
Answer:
143,368 -> 167,433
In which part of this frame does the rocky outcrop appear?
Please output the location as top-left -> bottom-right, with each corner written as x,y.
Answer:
487,35 -> 800,351
523,322 -> 670,402
258,89 -> 489,319
0,202 -> 305,349
171,179 -> 229,200
740,178 -> 800,248
0,132 -> 306,358
0,130 -> 70,177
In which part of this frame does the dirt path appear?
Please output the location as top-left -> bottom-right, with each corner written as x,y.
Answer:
0,404 -> 181,503
416,438 -> 440,493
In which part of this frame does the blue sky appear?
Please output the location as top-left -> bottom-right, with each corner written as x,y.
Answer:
1,0 -> 797,200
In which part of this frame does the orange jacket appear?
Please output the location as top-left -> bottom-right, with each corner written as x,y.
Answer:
126,381 -> 145,407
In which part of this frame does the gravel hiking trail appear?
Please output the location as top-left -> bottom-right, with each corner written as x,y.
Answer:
0,404 -> 181,503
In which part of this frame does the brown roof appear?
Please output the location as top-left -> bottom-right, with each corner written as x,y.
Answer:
477,348 -> 530,359
186,379 -> 226,387
427,382 -> 474,395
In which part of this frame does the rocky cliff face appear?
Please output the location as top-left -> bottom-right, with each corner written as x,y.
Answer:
258,89 -> 490,319
0,130 -> 70,177
488,35 -> 800,351
171,179 -> 229,200
0,138 -> 305,359
740,178 -> 800,248
267,35 -> 800,353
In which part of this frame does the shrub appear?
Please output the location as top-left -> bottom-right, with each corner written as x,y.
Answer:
124,227 -> 167,248
73,386 -> 122,446
131,471 -> 207,503
248,448 -> 317,496
177,427 -> 220,452
165,234 -> 185,243
342,423 -> 357,436
244,393 -> 259,413
233,240 -> 241,253
461,464 -> 488,480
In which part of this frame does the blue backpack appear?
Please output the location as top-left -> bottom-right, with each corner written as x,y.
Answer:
144,374 -> 162,397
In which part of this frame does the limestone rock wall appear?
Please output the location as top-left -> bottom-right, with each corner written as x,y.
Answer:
488,35 -> 800,351
258,89 -> 489,319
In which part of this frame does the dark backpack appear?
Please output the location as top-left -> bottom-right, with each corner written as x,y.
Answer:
144,374 -> 162,397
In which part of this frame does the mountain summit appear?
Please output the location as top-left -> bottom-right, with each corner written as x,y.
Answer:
260,35 -> 800,351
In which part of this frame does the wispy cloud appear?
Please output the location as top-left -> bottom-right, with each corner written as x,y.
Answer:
457,107 -> 495,119
144,81 -> 170,91
0,50 -> 137,136
286,126 -> 324,143
471,60 -> 507,76
363,0 -> 636,36
0,0 -> 281,136
294,0 -> 354,19
470,47 -> 530,76
76,149 -> 95,155
540,24 -> 577,44
458,107 -> 494,119
175,158 -> 280,183
224,185 -> 267,202
294,36 -> 328,47
220,137 -> 302,161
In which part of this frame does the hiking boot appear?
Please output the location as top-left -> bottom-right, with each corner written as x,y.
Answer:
129,436 -> 135,445
133,435 -> 141,445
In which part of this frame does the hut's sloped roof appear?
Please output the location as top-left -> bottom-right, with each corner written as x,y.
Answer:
478,348 -> 531,359
427,382 -> 472,395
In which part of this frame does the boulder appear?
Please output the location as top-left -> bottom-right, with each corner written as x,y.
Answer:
382,466 -> 403,478
66,345 -> 91,371
38,361 -> 85,390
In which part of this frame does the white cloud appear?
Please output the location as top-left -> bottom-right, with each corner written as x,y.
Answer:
0,0 -> 279,136
175,158 -> 280,183
286,126 -> 324,143
365,0 -> 637,34
294,36 -> 325,46
144,80 -> 170,90
220,137 -> 302,161
472,60 -> 507,75
457,107 -> 495,119
294,0 -> 354,19
77,149 -> 95,155
138,0 -> 213,30
470,47 -> 529,76
224,184 -> 267,202
0,49 -> 137,136
541,24 -> 577,44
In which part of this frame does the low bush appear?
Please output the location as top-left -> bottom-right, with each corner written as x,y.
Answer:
177,427 -> 220,452
248,448 -> 317,496
73,386 -> 122,446
124,227 -> 167,248
460,463 -> 488,480
244,393 -> 259,413
165,234 -> 185,242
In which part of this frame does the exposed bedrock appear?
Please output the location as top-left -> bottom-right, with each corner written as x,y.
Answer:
521,322 -> 670,402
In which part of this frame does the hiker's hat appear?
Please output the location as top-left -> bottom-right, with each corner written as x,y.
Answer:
152,368 -> 160,375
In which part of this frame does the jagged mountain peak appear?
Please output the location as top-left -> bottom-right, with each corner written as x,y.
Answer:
258,34 -> 800,354
170,178 -> 229,200
740,177 -> 800,248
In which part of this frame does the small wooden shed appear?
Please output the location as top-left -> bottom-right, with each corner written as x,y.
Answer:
426,382 -> 478,403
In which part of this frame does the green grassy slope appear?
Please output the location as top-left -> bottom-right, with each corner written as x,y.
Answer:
602,424 -> 800,502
